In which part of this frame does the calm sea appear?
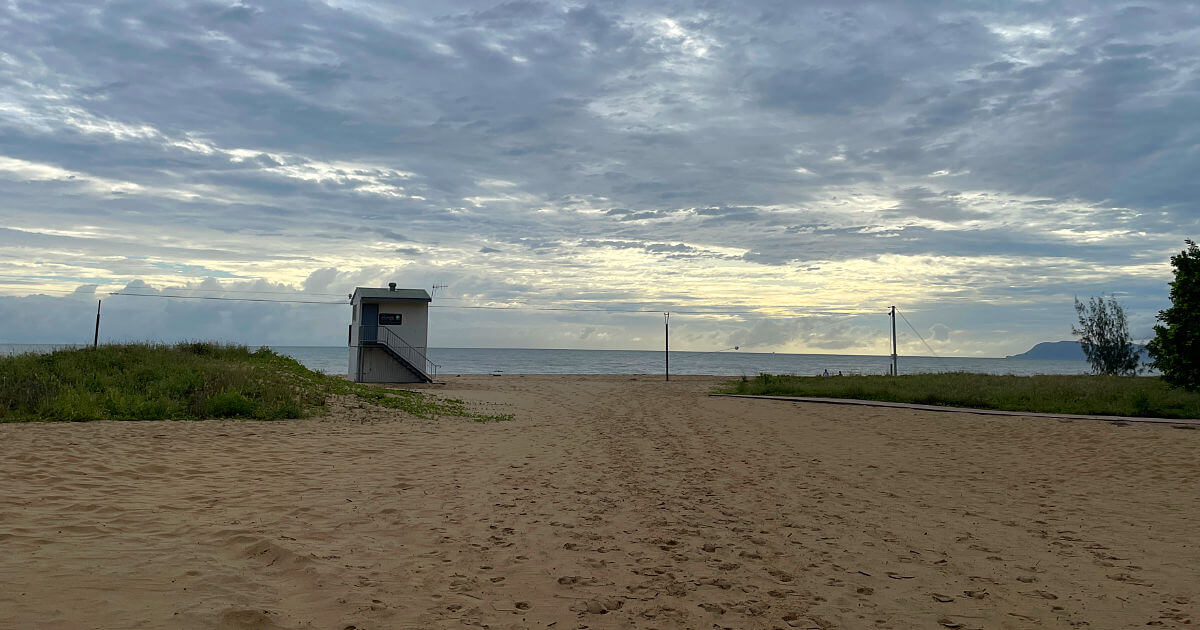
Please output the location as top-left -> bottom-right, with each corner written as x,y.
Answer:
0,344 -> 1095,377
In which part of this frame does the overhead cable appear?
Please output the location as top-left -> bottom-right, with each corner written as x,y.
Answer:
896,308 -> 939,357
109,292 -> 345,304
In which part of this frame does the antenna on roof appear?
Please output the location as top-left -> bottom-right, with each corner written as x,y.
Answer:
431,284 -> 448,298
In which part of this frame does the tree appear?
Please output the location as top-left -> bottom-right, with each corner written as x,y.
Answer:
1072,295 -> 1140,376
1147,240 -> 1200,391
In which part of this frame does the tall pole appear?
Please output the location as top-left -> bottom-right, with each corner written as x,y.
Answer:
890,305 -> 897,376
94,299 -> 102,348
664,312 -> 670,382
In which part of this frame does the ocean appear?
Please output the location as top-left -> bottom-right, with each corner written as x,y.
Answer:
1,344 -> 1095,377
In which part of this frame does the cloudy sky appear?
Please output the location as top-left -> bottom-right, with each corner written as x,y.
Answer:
1,1 -> 1196,356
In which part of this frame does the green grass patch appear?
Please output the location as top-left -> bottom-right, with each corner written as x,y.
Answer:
0,343 -> 510,423
716,372 -> 1200,419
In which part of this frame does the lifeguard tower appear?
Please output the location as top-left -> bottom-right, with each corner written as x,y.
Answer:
348,284 -> 434,383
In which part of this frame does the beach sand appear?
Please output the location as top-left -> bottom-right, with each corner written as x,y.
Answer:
1,374 -> 1197,629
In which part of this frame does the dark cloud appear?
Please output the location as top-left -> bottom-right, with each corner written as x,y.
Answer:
757,66 -> 899,114
642,243 -> 696,254
885,187 -> 986,222
0,0 -> 1195,353
605,208 -> 679,222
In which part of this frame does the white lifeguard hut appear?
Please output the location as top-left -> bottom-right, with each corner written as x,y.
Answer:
348,283 -> 434,383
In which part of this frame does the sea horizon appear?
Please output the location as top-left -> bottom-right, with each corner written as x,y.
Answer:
0,342 -> 1073,360
1,343 -> 1098,377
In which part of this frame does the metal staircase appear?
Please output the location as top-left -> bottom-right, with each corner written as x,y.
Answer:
359,325 -> 437,382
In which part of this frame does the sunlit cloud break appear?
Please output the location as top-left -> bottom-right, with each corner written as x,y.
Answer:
0,1 -> 1196,354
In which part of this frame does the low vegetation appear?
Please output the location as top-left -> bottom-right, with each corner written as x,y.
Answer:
718,373 -> 1200,419
0,343 -> 511,423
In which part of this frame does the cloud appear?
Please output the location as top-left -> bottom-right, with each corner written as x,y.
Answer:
303,267 -> 342,293
757,66 -> 899,115
727,317 -> 886,353
885,187 -> 987,222
0,1 -> 1195,355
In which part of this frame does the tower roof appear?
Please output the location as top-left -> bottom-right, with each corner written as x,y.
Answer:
351,287 -> 432,302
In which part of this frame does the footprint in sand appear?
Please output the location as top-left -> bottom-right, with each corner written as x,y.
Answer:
766,568 -> 794,582
573,597 -> 624,615
697,577 -> 733,590
217,609 -> 287,630
1106,572 -> 1154,586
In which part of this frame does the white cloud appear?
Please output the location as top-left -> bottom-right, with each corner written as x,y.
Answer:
0,0 -> 1193,355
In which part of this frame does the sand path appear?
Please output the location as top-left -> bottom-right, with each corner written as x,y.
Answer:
1,374 -> 1197,629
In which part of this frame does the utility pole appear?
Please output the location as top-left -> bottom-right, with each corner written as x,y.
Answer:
664,312 -> 670,382
94,299 -> 102,348
889,305 -> 897,376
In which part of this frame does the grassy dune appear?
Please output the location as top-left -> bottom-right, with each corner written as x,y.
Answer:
0,343 -> 509,423
718,373 -> 1200,419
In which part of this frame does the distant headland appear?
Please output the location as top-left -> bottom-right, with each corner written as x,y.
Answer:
1008,340 -> 1147,361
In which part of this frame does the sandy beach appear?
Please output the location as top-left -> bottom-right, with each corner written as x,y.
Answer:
1,374 -> 1197,629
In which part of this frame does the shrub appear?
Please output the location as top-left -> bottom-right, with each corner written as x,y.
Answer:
1072,295 -> 1140,376
1147,240 -> 1200,391
1,342 -> 508,423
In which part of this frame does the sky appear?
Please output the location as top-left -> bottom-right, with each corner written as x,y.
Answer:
1,0 -> 1197,356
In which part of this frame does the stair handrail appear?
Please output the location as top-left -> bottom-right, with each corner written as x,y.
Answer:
382,326 -> 439,380
359,325 -> 439,380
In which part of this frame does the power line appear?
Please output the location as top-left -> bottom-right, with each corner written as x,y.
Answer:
431,304 -> 866,316
896,308 -> 938,357
1,284 -> 351,298
681,346 -> 740,357
672,308 -> 863,315
431,304 -> 664,313
105,289 -> 873,317
109,292 -> 346,304
0,287 -> 94,296
18,281 -> 865,316
135,287 -> 350,297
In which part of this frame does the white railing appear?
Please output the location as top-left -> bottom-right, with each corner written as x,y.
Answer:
359,325 -> 438,380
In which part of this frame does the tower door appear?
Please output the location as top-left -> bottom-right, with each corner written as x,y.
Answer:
362,303 -> 378,342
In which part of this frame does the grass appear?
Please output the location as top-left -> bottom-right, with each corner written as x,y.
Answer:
0,342 -> 512,423
716,372 -> 1200,419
